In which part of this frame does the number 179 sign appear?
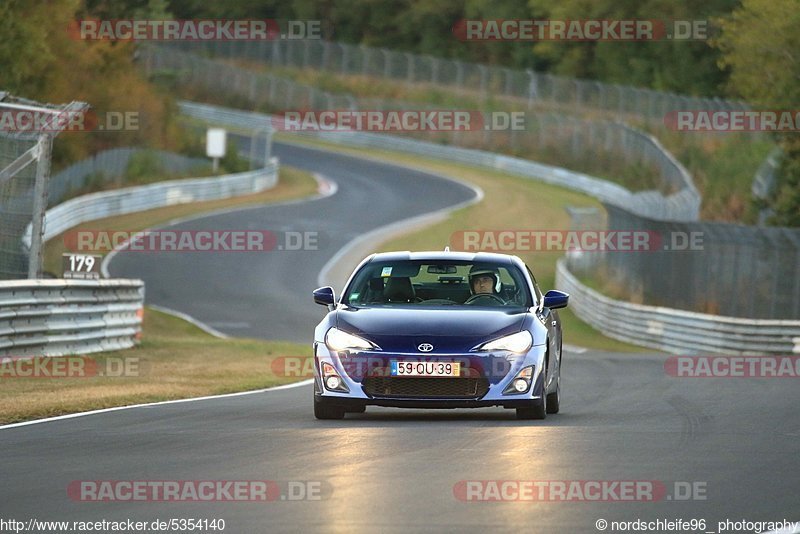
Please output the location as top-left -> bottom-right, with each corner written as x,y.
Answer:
62,253 -> 101,279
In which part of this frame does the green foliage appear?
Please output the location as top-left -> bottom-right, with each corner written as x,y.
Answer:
124,150 -> 164,181
219,146 -> 249,174
717,0 -> 800,225
0,0 -> 182,169
531,0 -> 736,95
768,143 -> 800,226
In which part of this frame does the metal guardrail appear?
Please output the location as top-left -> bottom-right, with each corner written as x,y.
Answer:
0,278 -> 144,357
555,259 -> 800,355
48,147 -> 210,207
176,101 -> 698,222
22,161 -> 278,248
287,122 -> 700,221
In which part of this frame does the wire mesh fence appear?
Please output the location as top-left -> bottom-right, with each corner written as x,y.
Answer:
141,45 -> 700,221
0,93 -> 88,280
0,133 -> 39,279
166,39 -> 751,127
565,204 -> 800,319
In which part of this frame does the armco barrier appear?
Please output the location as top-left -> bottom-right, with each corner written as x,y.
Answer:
23,160 -> 278,248
555,259 -> 800,355
178,101 -> 698,222
0,278 -> 144,357
285,124 -> 699,221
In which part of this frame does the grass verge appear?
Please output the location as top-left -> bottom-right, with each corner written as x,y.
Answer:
3,166 -> 318,424
0,308 -> 312,424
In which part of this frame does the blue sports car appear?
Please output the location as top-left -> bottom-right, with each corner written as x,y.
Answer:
311,251 -> 569,420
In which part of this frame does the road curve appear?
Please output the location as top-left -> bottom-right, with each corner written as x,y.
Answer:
1,142 -> 798,533
107,141 -> 477,342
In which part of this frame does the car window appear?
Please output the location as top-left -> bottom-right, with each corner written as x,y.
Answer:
526,266 -> 543,304
343,260 -> 532,307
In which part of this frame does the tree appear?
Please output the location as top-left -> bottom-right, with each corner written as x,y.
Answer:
0,0 -> 179,166
716,0 -> 800,225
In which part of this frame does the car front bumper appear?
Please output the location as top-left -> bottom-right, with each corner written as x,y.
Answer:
313,342 -> 547,408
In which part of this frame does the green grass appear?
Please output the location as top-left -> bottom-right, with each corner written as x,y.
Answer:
0,308 -> 313,424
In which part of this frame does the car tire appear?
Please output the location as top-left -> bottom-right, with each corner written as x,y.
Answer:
546,375 -> 560,414
516,395 -> 546,420
314,396 -> 346,420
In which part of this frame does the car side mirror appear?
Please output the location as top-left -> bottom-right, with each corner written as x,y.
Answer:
313,286 -> 335,307
543,290 -> 569,310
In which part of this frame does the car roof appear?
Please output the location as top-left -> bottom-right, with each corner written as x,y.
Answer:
368,251 -> 522,266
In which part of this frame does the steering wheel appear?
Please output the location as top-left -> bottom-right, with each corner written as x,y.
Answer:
464,293 -> 506,305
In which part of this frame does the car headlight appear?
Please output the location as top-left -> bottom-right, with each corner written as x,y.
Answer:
475,331 -> 532,353
325,327 -> 379,352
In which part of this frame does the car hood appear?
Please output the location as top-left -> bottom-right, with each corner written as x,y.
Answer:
335,306 -> 526,353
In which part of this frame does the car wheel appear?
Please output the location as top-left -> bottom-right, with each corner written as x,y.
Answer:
314,395 -> 345,420
516,395 -> 546,420
546,375 -> 560,414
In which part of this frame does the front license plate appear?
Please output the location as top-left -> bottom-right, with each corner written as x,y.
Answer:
390,361 -> 460,377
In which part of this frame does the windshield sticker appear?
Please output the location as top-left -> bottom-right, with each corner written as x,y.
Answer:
381,266 -> 393,277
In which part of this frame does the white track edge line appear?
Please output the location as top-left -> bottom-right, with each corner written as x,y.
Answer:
0,379 -> 313,431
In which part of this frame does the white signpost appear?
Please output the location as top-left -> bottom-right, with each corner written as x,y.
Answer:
206,128 -> 227,173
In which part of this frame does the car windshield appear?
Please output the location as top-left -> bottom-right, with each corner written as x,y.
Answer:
342,259 -> 531,308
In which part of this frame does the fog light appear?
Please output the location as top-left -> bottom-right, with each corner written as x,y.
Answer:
503,365 -> 534,395
321,362 -> 348,392
325,375 -> 341,390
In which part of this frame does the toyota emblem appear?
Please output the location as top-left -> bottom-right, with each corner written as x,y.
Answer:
417,343 -> 434,352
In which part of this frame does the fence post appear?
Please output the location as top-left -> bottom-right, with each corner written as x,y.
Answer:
526,70 -> 537,108
382,49 -> 391,78
27,134 -> 53,278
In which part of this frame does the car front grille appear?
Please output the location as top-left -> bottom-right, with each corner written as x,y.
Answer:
361,377 -> 490,398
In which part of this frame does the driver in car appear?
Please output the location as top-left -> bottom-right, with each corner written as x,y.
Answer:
468,265 -> 502,297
